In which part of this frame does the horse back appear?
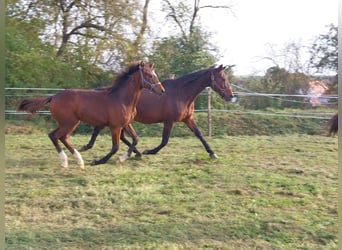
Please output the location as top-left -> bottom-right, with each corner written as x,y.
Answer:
49,89 -> 116,126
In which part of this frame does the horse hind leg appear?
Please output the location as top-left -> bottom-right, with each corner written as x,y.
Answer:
80,126 -> 102,151
184,118 -> 217,159
60,135 -> 84,169
49,121 -> 85,170
49,129 -> 69,169
143,122 -> 173,155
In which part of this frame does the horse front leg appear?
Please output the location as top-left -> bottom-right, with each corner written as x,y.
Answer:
143,121 -> 173,155
80,126 -> 102,151
91,127 -> 120,166
184,117 -> 217,159
118,124 -> 142,162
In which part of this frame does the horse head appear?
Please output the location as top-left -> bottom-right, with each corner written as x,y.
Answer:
210,64 -> 236,102
139,61 -> 165,95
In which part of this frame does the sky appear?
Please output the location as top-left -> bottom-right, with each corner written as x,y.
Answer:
150,0 -> 338,76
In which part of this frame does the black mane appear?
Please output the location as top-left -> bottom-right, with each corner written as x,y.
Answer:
108,62 -> 140,94
173,66 -> 214,85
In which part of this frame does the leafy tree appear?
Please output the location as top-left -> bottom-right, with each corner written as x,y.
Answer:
149,27 -> 217,80
262,66 -> 311,108
6,0 -> 158,92
6,0 -> 152,85
5,14 -> 82,88
309,24 -> 338,93
238,67 -> 311,109
149,0 -> 234,109
149,0 -> 233,78
7,13 -> 116,89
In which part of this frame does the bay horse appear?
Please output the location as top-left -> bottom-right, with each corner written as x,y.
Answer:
328,112 -> 338,136
81,64 -> 235,159
17,61 -> 165,169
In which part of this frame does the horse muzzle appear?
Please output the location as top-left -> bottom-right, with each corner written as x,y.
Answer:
224,94 -> 237,103
150,82 -> 165,96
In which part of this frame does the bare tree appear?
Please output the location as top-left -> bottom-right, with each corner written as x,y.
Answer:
257,41 -> 310,74
162,0 -> 233,39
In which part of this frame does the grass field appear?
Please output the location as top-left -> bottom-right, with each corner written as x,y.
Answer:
5,133 -> 338,249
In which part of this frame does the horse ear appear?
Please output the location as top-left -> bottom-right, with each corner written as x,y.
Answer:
149,63 -> 154,69
217,64 -> 224,71
139,61 -> 145,68
226,64 -> 235,69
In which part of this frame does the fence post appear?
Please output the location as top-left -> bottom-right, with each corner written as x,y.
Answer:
207,87 -> 212,136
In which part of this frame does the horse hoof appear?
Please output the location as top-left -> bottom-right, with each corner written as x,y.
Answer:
79,146 -> 87,152
143,150 -> 157,155
90,160 -> 97,166
210,153 -> 218,159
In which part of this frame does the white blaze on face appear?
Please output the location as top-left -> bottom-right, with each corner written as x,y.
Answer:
58,150 -> 68,168
73,149 -> 85,169
152,69 -> 158,80
151,69 -> 162,87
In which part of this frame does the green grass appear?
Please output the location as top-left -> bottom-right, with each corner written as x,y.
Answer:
5,133 -> 338,249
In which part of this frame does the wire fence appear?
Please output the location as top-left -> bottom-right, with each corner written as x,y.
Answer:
5,87 -> 337,120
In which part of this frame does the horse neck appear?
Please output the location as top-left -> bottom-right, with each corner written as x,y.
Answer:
179,71 -> 211,102
110,77 -> 142,109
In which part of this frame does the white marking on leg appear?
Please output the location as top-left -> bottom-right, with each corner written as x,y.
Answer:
58,150 -> 68,169
73,149 -> 85,169
118,151 -> 129,163
210,153 -> 218,159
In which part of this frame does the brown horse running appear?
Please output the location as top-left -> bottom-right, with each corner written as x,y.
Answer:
81,64 -> 235,159
17,61 -> 165,169
328,112 -> 338,136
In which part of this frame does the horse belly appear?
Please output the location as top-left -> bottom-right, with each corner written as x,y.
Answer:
52,90 -> 110,127
76,99 -> 112,127
135,100 -> 183,124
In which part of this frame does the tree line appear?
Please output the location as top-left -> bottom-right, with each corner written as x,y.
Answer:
5,0 -> 337,110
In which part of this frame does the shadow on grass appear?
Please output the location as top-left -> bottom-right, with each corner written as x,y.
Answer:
4,221 -> 260,249
6,218 -> 332,249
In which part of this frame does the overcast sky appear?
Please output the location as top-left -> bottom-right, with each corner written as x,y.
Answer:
151,0 -> 338,76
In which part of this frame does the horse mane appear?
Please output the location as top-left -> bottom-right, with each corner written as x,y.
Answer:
108,62 -> 140,94
174,66 -> 214,85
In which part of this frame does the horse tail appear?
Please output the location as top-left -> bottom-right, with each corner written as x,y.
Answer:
327,112 -> 338,136
17,96 -> 52,114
